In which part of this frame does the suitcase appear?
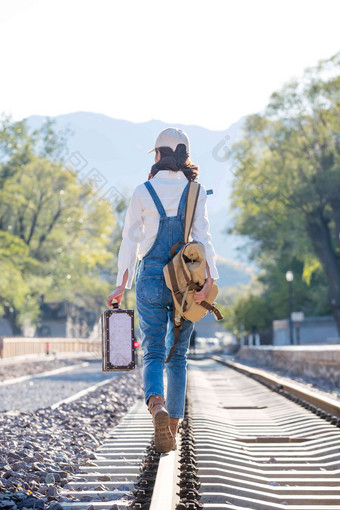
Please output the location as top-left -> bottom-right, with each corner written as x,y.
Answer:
101,301 -> 135,371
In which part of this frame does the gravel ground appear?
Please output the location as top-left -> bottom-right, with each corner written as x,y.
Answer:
0,355 -> 100,383
0,366 -> 144,510
231,357 -> 340,402
0,361 -> 121,412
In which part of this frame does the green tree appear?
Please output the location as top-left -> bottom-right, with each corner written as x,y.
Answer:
224,258 -> 330,338
229,52 -> 340,333
0,116 -> 116,334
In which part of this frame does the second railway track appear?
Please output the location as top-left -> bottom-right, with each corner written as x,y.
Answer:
58,357 -> 340,510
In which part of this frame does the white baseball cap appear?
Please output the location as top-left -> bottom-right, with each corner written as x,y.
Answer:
147,127 -> 190,154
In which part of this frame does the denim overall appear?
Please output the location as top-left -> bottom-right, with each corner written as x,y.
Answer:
135,179 -> 195,418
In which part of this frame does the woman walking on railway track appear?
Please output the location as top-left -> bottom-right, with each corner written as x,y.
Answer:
107,127 -> 219,453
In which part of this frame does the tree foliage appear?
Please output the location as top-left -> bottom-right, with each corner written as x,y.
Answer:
0,116 -> 120,334
228,52 -> 340,335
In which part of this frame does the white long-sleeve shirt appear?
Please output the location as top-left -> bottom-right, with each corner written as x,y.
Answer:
116,169 -> 219,289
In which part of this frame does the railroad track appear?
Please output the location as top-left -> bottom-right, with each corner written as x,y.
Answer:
59,393 -> 182,509
60,399 -> 155,508
213,356 -> 340,419
58,357 -> 340,510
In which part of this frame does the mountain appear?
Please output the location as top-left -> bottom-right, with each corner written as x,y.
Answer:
215,254 -> 255,288
26,112 -> 253,287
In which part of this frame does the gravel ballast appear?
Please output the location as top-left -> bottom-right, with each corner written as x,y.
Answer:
0,366 -> 145,509
0,356 -> 99,383
0,361 -> 121,412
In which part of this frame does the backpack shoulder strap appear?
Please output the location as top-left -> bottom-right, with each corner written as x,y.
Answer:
169,181 -> 201,258
184,182 -> 201,243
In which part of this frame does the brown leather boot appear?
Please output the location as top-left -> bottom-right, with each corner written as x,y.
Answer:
147,395 -> 174,453
169,418 -> 180,450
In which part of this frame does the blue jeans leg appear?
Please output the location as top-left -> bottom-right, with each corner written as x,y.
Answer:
136,274 -> 194,418
165,310 -> 194,418
136,296 -> 167,406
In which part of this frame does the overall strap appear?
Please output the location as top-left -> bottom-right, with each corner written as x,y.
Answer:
144,181 -> 167,218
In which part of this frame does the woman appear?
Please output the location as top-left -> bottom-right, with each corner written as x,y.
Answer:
107,127 -> 219,453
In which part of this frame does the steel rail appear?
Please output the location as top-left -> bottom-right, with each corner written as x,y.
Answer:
213,355 -> 340,418
149,448 -> 180,510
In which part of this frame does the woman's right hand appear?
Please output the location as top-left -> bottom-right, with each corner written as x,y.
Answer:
194,278 -> 214,304
107,286 -> 124,308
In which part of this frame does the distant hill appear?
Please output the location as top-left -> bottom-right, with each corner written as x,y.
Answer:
26,112 -> 254,287
215,254 -> 255,288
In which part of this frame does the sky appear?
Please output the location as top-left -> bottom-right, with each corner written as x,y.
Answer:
0,0 -> 339,131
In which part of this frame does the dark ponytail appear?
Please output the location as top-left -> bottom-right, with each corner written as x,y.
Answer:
149,143 -> 199,182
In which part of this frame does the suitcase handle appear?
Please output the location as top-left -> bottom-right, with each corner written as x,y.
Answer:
111,299 -> 120,309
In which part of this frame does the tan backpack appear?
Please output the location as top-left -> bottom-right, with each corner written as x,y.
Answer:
163,181 -> 223,363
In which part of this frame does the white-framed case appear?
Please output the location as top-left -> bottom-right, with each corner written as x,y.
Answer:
101,303 -> 135,371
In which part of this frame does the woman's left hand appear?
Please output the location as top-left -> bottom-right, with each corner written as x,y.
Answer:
107,287 -> 124,308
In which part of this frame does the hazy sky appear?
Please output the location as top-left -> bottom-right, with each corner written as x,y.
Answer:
1,0 -> 339,131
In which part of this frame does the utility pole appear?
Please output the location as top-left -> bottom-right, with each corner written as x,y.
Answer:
286,271 -> 294,345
